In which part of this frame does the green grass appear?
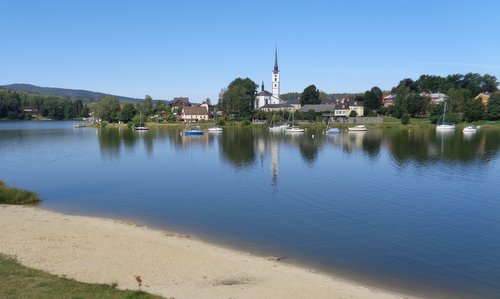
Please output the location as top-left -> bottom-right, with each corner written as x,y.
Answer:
0,254 -> 164,299
0,181 -> 40,204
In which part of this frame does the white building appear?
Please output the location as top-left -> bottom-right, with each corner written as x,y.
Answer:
255,48 -> 281,109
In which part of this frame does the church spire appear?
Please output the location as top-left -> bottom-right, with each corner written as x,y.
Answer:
273,47 -> 279,73
261,80 -> 265,92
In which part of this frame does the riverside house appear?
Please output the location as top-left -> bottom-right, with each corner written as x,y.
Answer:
181,105 -> 209,122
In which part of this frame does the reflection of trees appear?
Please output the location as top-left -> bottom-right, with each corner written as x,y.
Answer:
362,130 -> 382,158
219,128 -> 256,168
385,128 -> 500,165
97,128 -> 122,158
298,135 -> 319,166
97,127 -> 157,158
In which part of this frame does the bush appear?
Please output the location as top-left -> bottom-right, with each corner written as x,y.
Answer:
215,118 -> 225,126
401,113 -> 410,124
349,110 -> 358,117
0,181 -> 40,204
242,119 -> 251,126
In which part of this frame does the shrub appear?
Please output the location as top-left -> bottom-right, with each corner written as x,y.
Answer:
401,113 -> 410,124
0,181 -> 41,204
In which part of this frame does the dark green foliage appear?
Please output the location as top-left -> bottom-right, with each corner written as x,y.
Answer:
1,83 -> 141,103
215,118 -> 225,126
142,95 -> 153,116
401,113 -> 410,124
218,77 -> 257,119
363,86 -> 383,112
120,103 -> 137,123
0,181 -> 40,204
463,98 -> 484,122
349,110 -> 358,117
0,89 -> 89,120
94,96 -> 120,122
304,109 -> 317,122
300,84 -> 320,106
416,75 -> 448,93
0,255 -> 162,299
487,93 -> 500,120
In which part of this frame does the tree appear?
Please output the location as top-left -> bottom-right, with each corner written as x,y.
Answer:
120,103 -> 136,123
447,87 -> 471,113
416,75 -> 448,93
363,86 -> 382,112
143,95 -> 153,116
218,77 -> 257,119
95,96 -> 120,122
300,84 -> 320,106
487,93 -> 500,120
463,98 -> 484,122
349,110 -> 358,117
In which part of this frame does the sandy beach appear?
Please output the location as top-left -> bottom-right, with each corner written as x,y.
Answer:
0,205 -> 416,299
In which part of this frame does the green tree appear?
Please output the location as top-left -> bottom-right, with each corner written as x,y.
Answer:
300,84 -> 320,106
447,87 -> 471,113
305,109 -> 317,122
487,93 -> 500,120
363,86 -> 382,113
416,75 -> 448,92
95,96 -> 120,122
143,95 -> 153,116
349,110 -> 358,117
463,98 -> 484,122
120,103 -> 136,123
218,77 -> 257,119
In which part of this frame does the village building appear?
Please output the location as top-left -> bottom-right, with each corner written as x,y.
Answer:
475,92 -> 491,106
255,48 -> 281,110
181,105 -> 209,122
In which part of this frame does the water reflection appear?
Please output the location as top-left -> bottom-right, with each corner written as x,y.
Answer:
95,127 -> 500,170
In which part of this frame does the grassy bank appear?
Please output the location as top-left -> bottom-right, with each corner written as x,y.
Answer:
0,254 -> 163,299
0,181 -> 40,204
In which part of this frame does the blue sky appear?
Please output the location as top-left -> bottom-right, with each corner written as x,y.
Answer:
1,0 -> 499,102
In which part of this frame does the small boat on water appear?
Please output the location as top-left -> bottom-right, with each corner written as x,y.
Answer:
73,123 -> 87,128
269,124 -> 289,132
326,127 -> 341,134
182,127 -> 204,136
436,102 -> 455,131
134,113 -> 149,130
348,125 -> 367,132
208,126 -> 223,132
285,126 -> 305,133
463,126 -> 477,133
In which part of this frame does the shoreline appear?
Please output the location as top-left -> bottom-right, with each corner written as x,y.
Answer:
0,204 -> 417,299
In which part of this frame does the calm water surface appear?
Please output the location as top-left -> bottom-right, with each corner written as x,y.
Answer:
1,121 -> 500,298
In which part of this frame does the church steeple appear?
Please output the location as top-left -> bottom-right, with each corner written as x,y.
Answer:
272,47 -> 280,100
261,80 -> 265,92
273,47 -> 279,73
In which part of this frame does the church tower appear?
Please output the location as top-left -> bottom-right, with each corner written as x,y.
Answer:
272,47 -> 280,100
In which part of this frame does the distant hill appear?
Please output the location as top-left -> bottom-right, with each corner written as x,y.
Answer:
1,84 -> 142,103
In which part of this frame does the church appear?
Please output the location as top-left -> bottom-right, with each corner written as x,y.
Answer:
254,48 -> 281,110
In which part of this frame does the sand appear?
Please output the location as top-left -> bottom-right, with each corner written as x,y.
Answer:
0,205 -> 416,299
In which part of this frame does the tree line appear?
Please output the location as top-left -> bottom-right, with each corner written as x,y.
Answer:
218,72 -> 500,123
0,88 -> 89,120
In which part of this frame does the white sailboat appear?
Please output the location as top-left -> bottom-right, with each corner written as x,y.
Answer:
285,110 -> 304,133
436,102 -> 455,131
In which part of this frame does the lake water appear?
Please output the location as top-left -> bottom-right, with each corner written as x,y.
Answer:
1,121 -> 500,298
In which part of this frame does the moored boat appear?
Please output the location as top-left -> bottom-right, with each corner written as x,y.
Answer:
182,127 -> 204,136
436,102 -> 455,131
326,127 -> 341,134
463,126 -> 477,133
348,125 -> 367,132
285,126 -> 305,133
208,126 -> 223,132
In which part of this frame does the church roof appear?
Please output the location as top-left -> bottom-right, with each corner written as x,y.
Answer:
256,90 -> 272,97
261,103 -> 292,109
